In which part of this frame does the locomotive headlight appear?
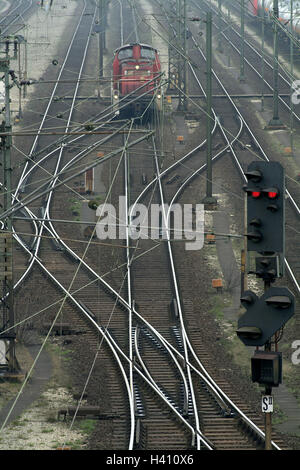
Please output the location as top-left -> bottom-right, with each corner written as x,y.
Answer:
135,65 -> 140,70
157,93 -> 161,99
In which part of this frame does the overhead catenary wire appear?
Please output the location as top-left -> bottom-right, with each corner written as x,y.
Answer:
1,0 -> 298,452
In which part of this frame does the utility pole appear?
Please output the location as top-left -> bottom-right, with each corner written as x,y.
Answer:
290,0 -> 294,154
167,0 -> 177,91
240,0 -> 245,82
261,0 -> 265,111
98,0 -> 106,78
227,4 -> 231,67
217,0 -> 223,53
0,38 -> 19,373
268,0 -> 284,128
177,0 -> 188,111
202,12 -> 217,208
98,0 -> 103,78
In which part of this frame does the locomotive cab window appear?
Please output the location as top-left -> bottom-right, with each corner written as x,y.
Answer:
140,47 -> 156,60
118,47 -> 133,60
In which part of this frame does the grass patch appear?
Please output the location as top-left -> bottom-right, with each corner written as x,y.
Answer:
209,294 -> 225,320
77,419 -> 97,435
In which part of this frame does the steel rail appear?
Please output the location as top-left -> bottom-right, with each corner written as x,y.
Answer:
125,127 -> 193,430
147,0 -> 284,449
165,0 -> 295,445
133,324 -> 190,417
1,0 -> 157,451
119,3 -> 198,445
9,179 -> 216,448
13,0 -> 89,201
195,0 -> 300,124
123,123 -> 136,450
202,0 -> 296,86
0,0 -> 23,24
0,0 -> 33,36
150,133 -> 203,450
8,0 -> 98,289
2,0 -> 103,287
189,32 -> 300,296
4,0 -> 288,452
189,33 -> 300,218
159,0 -> 295,447
2,1 -> 137,447
10,202 -> 213,449
103,327 -> 213,449
10,228 -> 136,441
14,15 -> 209,456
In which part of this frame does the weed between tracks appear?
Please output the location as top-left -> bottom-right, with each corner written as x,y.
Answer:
0,341 -> 96,450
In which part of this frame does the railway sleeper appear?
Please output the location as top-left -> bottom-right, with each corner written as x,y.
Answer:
171,325 -> 184,353
133,419 -> 147,449
137,376 -> 183,417
141,173 -> 147,185
57,406 -> 118,421
237,418 -> 265,447
42,322 -> 85,336
134,383 -> 146,418
141,328 -> 167,353
51,238 -> 64,251
76,300 -> 97,322
63,249 -> 80,263
155,382 -> 182,414
166,174 -> 180,185
170,298 -> 179,319
198,379 -> 235,418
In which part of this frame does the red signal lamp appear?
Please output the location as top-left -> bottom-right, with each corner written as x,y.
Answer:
267,190 -> 279,199
263,187 -> 279,199
251,191 -> 261,198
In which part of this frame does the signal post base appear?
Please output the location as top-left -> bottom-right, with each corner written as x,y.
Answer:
265,118 -> 286,130
0,370 -> 26,383
202,196 -> 218,211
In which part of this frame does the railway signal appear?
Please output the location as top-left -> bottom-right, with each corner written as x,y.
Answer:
254,255 -> 282,282
251,351 -> 282,388
244,161 -> 285,256
241,159 -> 292,450
236,287 -> 295,347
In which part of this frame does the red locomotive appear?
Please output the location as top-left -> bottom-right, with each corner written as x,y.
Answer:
112,43 -> 162,116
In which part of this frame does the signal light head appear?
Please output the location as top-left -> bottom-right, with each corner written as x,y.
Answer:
246,230 -> 262,242
249,218 -> 261,227
244,169 -> 262,183
251,191 -> 261,198
236,326 -> 262,341
265,295 -> 292,309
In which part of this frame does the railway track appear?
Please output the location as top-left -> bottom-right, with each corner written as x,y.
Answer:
0,0 -> 34,37
151,0 -> 300,296
190,0 -> 300,294
197,0 -> 300,123
0,0 -> 298,451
